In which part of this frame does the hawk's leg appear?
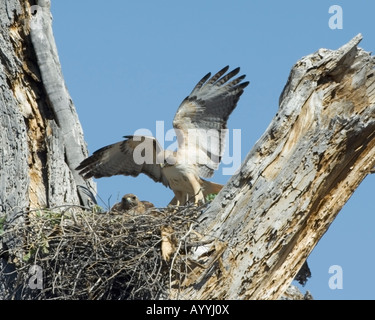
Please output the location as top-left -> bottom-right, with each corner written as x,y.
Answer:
173,191 -> 184,206
188,175 -> 205,205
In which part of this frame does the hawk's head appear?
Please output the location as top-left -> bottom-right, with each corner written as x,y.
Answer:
121,193 -> 140,210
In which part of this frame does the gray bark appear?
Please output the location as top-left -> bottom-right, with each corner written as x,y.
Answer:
0,0 -> 95,217
0,0 -> 95,298
29,0 -> 96,207
0,0 -> 29,227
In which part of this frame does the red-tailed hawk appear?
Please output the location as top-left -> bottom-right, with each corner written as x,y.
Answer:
76,66 -> 249,205
110,193 -> 154,214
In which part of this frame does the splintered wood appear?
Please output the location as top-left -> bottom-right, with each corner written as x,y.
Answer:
178,34 -> 375,300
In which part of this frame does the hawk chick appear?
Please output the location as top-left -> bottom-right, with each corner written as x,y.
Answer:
111,193 -> 153,214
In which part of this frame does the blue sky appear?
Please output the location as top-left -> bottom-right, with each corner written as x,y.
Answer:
51,1 -> 375,299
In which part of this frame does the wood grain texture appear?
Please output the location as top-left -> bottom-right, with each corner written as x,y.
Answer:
175,34 -> 375,300
1,0 -> 96,214
29,0 -> 96,207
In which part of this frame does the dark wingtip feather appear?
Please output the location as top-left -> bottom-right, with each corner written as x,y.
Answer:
240,81 -> 250,89
76,157 -> 93,171
230,66 -> 240,75
76,165 -> 94,179
215,67 -> 242,86
235,74 -> 246,82
201,72 -> 211,81
82,172 -> 94,179
219,65 -> 230,73
192,72 -> 211,92
206,66 -> 230,85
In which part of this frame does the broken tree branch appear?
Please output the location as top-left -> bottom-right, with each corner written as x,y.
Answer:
177,34 -> 375,300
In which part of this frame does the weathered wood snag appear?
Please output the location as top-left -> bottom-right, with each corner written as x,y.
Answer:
175,33 -> 375,300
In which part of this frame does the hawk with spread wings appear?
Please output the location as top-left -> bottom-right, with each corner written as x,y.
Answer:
76,66 -> 249,206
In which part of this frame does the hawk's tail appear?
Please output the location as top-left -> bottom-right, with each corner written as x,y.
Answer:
201,179 -> 223,196
168,179 -> 223,206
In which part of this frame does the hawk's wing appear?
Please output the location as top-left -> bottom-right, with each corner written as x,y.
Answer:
76,135 -> 169,187
173,66 -> 249,178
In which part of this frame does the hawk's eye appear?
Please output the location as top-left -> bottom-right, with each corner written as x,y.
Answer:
132,196 -> 136,200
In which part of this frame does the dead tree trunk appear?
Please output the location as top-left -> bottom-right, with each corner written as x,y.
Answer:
175,33 -> 375,300
0,0 -> 95,297
0,0 -> 95,217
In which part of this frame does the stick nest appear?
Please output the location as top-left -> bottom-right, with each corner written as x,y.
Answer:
0,203 -> 212,300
